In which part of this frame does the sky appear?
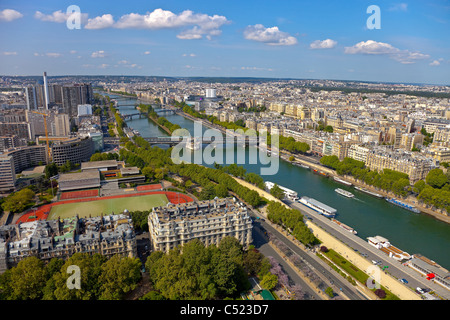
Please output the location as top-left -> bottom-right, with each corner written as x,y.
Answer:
0,0 -> 449,85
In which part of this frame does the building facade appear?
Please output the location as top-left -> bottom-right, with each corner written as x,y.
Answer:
0,213 -> 137,273
50,137 -> 94,166
366,146 -> 438,184
0,155 -> 16,192
148,197 -> 253,253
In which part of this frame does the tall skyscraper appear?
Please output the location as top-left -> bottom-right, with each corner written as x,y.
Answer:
43,72 -> 50,110
62,83 -> 93,118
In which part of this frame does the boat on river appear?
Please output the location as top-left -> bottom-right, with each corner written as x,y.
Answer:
354,186 -> 384,199
386,198 -> 420,213
333,176 -> 352,186
298,196 -> 337,218
335,188 -> 354,198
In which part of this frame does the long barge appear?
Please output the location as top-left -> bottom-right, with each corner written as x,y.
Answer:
298,196 -> 337,218
333,176 -> 352,186
386,197 -> 420,213
331,218 -> 357,234
354,186 -> 384,199
312,169 -> 328,177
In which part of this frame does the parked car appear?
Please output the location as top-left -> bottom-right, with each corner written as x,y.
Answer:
400,278 -> 408,284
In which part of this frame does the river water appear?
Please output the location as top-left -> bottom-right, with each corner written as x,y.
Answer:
107,93 -> 450,270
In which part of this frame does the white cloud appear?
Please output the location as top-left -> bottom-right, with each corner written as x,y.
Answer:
182,53 -> 196,57
0,9 -> 23,22
85,14 -> 114,30
2,51 -> 17,56
243,24 -> 297,46
45,52 -> 62,58
310,39 -> 337,49
429,60 -> 441,66
34,10 -> 88,23
388,3 -> 408,11
144,51 -> 151,55
70,50 -> 77,54
98,64 -> 109,69
91,50 -> 106,58
114,8 -> 230,40
344,40 -> 430,64
241,66 -> 273,71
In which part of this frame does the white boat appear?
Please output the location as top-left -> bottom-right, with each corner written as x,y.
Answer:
335,188 -> 354,198
331,218 -> 357,234
354,186 -> 384,199
293,162 -> 310,169
333,176 -> 352,186
367,235 -> 411,261
298,196 -> 337,218
265,181 -> 298,200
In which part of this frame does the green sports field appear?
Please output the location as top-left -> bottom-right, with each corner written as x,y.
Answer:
47,194 -> 169,220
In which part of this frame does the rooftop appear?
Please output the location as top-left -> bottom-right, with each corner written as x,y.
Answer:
58,169 -> 100,182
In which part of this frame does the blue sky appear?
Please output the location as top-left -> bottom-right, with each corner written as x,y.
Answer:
0,0 -> 449,84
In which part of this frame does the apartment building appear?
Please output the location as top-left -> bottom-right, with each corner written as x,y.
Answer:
0,213 -> 137,273
347,144 -> 370,163
3,145 -> 48,173
50,137 -> 94,166
400,133 -> 424,151
366,146 -> 438,184
148,197 -> 253,253
0,154 -> 16,192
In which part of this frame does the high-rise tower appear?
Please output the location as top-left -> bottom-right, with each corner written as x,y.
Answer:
43,72 -> 50,110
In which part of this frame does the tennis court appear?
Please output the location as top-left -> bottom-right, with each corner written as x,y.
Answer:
47,193 -> 169,220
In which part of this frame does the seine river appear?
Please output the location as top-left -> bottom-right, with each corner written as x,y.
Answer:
108,93 -> 450,270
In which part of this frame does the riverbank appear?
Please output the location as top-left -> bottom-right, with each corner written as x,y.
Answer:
175,108 -> 450,224
274,148 -> 450,225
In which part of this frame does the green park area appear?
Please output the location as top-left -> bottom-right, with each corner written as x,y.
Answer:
47,193 -> 168,220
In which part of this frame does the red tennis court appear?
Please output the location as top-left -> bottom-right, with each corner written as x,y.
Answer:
60,189 -> 99,200
136,184 -> 162,191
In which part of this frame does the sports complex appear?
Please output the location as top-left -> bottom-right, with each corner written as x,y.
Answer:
16,183 -> 194,224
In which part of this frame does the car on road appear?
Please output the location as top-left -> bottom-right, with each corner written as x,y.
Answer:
416,287 -> 425,294
400,278 -> 408,284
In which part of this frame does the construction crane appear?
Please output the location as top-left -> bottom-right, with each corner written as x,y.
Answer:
31,110 -> 52,162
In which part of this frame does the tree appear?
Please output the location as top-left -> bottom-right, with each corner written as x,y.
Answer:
98,255 -> 142,300
51,253 -> 106,300
260,273 -> 278,291
214,183 -> 228,198
270,184 -> 285,200
426,168 -> 448,189
413,180 -> 426,194
44,162 -> 58,179
374,288 -> 386,299
242,249 -> 260,276
140,291 -> 166,300
8,256 -> 47,300
325,287 -> 334,298
1,188 -> 35,213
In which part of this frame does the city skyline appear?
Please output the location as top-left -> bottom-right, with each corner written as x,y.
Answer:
0,0 -> 449,85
